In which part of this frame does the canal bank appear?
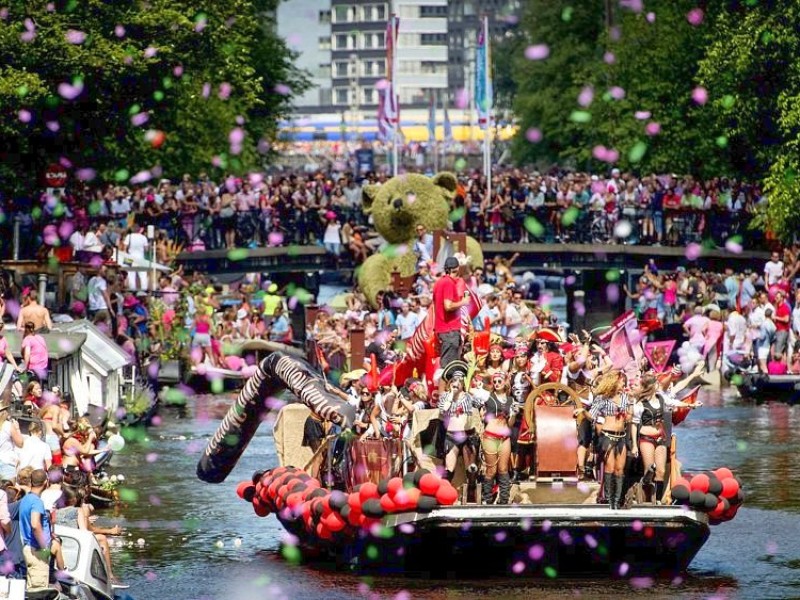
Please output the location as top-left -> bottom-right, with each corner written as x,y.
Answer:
110,389 -> 799,600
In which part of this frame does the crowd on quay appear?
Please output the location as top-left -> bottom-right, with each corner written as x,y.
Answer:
0,167 -> 774,265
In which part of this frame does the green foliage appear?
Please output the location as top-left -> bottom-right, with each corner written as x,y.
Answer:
0,0 -> 308,194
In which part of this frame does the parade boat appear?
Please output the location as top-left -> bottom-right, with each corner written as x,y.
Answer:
733,371 -> 800,403
197,353 -> 743,577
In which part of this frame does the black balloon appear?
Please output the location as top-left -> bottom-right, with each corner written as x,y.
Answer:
362,498 -> 385,518
308,488 -> 327,500
689,490 -> 706,508
311,502 -> 324,518
704,493 -> 718,510
340,505 -> 351,520
252,470 -> 265,485
377,478 -> 390,496
671,484 -> 690,502
417,495 -> 438,513
413,469 -> 431,487
707,477 -> 723,495
403,472 -> 417,489
243,486 -> 256,502
329,490 -> 348,510
289,483 -> 307,494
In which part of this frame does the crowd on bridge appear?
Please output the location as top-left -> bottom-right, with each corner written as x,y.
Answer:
0,167 -> 774,266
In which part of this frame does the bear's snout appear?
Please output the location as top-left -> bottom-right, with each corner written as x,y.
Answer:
392,198 -> 403,210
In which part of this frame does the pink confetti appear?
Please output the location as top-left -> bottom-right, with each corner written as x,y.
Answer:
620,0 -> 643,12
173,65 -> 184,77
645,121 -> 661,136
257,139 -> 271,154
0,8 -> 7,20
528,544 -> 544,560
143,46 -> 158,58
524,44 -> 550,60
75,168 -> 96,181
578,86 -> 594,107
230,143 -> 242,156
725,238 -> 743,254
229,128 -> 245,145
692,86 -> 708,105
619,562 -> 630,576
65,30 -> 86,44
59,157 -> 72,168
218,83 -> 232,100
130,170 -> 152,185
46,120 -> 59,132
18,110 -> 31,123
609,86 -> 626,100
58,221 -> 74,239
592,145 -> 619,163
603,51 -> 616,64
512,561 -> 525,574
274,83 -> 291,95
609,26 -> 621,41
268,232 -> 284,246
235,115 -> 245,125
685,242 -> 702,261
646,12 -> 656,23
211,156 -> 223,168
455,87 -> 468,109
202,83 -> 211,99
46,2 -> 54,11
573,300 -> 586,317
687,8 -> 704,26
634,111 -> 651,120
115,25 -> 126,38
20,30 -> 36,43
195,17 -> 207,33
131,112 -> 149,127
631,577 -> 654,589
145,453 -> 159,463
57,80 -> 84,101
607,283 -> 620,303
525,128 -> 542,143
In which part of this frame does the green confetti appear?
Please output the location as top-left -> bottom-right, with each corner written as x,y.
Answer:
31,207 -> 42,220
287,245 -> 299,257
783,168 -> 797,184
114,169 -> 130,182
602,91 -> 613,102
736,440 -> 748,452
721,95 -> 735,109
628,141 -> 647,163
561,6 -> 573,21
164,387 -> 186,405
523,216 -> 544,237
227,248 -> 249,261
544,566 -> 558,578
605,270 -> 621,282
366,545 -> 379,560
66,0 -> 77,11
281,544 -> 301,564
153,90 -> 165,101
715,135 -> 728,148
53,203 -> 66,217
211,378 -> 224,394
119,487 -> 139,502
162,77 -> 173,89
16,85 -> 28,97
88,200 -> 103,216
562,206 -> 580,226
374,525 -> 394,539
760,31 -> 773,44
569,110 -> 592,123
46,95 -> 60,109
730,373 -> 743,386
128,104 -> 141,115
454,157 -> 467,171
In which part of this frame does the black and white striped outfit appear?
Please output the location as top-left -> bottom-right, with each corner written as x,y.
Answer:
589,392 -> 632,455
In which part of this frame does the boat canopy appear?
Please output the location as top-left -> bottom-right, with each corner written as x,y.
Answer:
52,320 -> 132,376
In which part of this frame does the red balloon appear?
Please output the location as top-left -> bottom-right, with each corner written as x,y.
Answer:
253,500 -> 270,517
347,507 -> 362,527
419,473 -> 442,496
720,477 -> 740,499
690,473 -> 710,493
236,481 -> 252,500
359,482 -> 380,503
436,482 -> 459,505
393,489 -> 410,511
672,477 -> 691,490
714,467 -> 734,480
325,512 -> 347,532
721,504 -> 740,521
286,492 -> 305,510
405,488 -> 421,511
348,493 -> 362,511
709,499 -> 726,519
387,477 -> 404,496
380,493 -> 397,513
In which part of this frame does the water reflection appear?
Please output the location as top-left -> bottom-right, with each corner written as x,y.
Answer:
107,389 -> 800,600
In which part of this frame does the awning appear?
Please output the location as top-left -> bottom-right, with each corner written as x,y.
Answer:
116,250 -> 172,273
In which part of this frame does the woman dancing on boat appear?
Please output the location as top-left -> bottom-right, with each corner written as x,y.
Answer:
509,343 -> 535,482
480,372 -> 516,504
632,373 -> 701,503
589,369 -> 633,509
437,361 -> 479,484
481,344 -> 509,380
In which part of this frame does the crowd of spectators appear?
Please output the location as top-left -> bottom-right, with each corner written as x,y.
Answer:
0,167 -> 775,265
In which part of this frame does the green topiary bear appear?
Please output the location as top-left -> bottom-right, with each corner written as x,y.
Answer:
358,172 -> 484,307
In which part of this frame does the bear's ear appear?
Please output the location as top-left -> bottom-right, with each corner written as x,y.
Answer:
432,172 -> 458,195
362,184 -> 379,213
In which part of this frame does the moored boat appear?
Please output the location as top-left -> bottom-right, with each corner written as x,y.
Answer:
734,371 -> 800,403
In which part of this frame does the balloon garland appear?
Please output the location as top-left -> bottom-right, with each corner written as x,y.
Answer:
669,467 -> 745,525
235,467 -> 459,544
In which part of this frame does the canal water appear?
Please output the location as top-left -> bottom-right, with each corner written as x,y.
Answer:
104,388 -> 800,600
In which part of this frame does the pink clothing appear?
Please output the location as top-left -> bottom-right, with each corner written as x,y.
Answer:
684,315 -> 709,350
663,281 -> 677,306
703,320 -> 724,356
21,334 -> 48,376
0,337 -> 7,362
195,319 -> 211,334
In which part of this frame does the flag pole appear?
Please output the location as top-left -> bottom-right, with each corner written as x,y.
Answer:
391,14 -> 399,177
483,15 -> 492,205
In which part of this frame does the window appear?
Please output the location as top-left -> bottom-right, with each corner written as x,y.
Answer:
363,32 -> 385,50
319,10 -> 331,24
319,88 -> 333,106
334,60 -> 351,78
90,550 -> 108,584
420,6 -> 448,17
362,4 -> 387,21
334,34 -> 357,50
362,87 -> 377,105
333,5 -> 355,23
362,59 -> 386,77
421,33 -> 447,46
318,63 -> 331,79
334,88 -> 350,105
59,536 -> 81,572
318,36 -> 331,51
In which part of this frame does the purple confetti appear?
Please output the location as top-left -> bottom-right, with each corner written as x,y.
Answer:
115,25 -> 126,38
229,127 -> 245,145
525,128 -> 542,143
18,110 -> 31,123
131,112 -> 149,127
143,46 -> 158,58
130,170 -> 152,185
218,83 -> 232,100
603,51 -> 616,64
687,8 -> 704,26
584,534 -> 598,548
46,120 -> 59,132
75,168 -> 96,181
725,238 -> 743,254
578,86 -> 594,107
685,242 -> 702,261
274,83 -> 291,95
57,81 -> 84,101
202,83 -> 211,98
609,86 -> 626,100
692,86 -> 708,105
528,544 -> 545,560
607,283 -> 620,303
512,561 -> 525,574
634,111 -> 651,120
631,577 -> 654,589
646,12 -> 656,23
524,44 -> 550,60
619,562 -> 630,576
645,121 -> 661,136
455,87 -> 468,109
173,65 -> 184,77
65,30 -> 86,44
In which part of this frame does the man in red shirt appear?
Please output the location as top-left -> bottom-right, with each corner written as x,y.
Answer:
773,290 -> 791,361
432,257 -> 470,381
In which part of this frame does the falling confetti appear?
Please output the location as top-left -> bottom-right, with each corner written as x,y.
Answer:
526,128 -> 543,143
686,8 -> 704,26
570,110 -> 592,123
578,86 -> 594,107
524,44 -> 550,60
65,30 -> 86,44
692,86 -> 709,105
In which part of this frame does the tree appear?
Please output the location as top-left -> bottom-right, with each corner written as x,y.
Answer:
0,0 -> 307,195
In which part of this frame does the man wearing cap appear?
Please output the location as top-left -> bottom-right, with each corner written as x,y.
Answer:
20,468 -> 63,589
433,256 -> 471,382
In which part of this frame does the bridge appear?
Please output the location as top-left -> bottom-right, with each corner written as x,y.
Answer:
176,242 -> 770,279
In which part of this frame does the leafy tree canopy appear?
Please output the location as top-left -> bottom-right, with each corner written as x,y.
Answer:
0,0 -> 307,194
